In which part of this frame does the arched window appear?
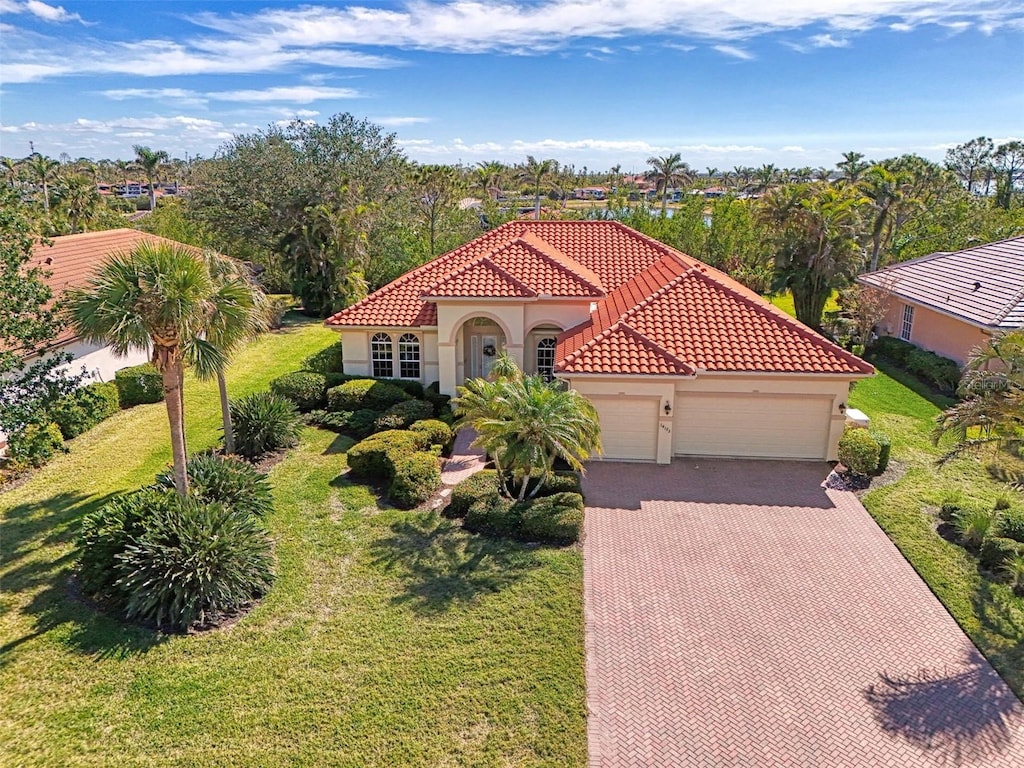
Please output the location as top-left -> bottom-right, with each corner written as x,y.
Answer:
537,337 -> 557,380
371,333 -> 393,377
398,333 -> 420,379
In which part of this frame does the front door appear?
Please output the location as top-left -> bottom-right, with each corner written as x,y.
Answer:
480,334 -> 498,378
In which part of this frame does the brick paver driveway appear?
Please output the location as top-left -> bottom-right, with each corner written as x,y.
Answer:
583,459 -> 1024,767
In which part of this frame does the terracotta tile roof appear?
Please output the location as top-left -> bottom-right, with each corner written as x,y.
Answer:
30,228 -> 205,348
558,254 -> 873,376
858,235 -> 1024,329
326,220 -> 871,377
325,220 -> 669,327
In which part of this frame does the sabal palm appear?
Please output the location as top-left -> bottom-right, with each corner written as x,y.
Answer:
518,156 -> 556,219
66,242 -> 225,496
134,145 -> 169,210
646,153 -> 692,215
25,153 -> 60,213
187,251 -> 267,455
473,161 -> 505,201
934,330 -> 1024,464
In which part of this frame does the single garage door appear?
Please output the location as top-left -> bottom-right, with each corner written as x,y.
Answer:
589,396 -> 659,461
673,393 -> 832,459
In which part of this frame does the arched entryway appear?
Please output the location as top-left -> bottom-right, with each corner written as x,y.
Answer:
457,316 -> 509,382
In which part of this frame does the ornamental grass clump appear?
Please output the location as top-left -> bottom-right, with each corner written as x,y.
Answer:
229,391 -> 302,459
156,452 -> 273,517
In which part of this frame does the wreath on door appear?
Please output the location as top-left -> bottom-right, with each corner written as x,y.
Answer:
483,344 -> 497,357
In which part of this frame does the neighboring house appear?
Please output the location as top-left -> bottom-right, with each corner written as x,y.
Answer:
325,221 -> 872,463
858,236 -> 1024,365
29,228 -> 204,383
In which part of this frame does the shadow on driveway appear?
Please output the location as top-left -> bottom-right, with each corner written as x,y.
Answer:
583,458 -> 836,510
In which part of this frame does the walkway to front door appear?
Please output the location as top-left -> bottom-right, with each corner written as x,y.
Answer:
582,459 -> 1024,767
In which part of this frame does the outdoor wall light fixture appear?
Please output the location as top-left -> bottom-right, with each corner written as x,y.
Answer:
664,401 -> 672,416
838,402 -> 847,414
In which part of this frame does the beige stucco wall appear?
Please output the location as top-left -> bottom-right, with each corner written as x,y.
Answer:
879,299 -> 991,366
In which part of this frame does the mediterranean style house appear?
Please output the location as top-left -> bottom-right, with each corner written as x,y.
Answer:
325,220 -> 873,463
858,235 -> 1024,365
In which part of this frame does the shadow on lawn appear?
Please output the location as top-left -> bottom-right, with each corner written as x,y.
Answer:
864,648 -> 1024,765
971,580 -> 1024,698
369,511 -> 540,615
0,489 -> 167,661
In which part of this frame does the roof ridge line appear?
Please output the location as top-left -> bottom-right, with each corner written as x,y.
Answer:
611,258 -> 693,326
517,229 -> 606,293
424,255 -> 538,297
689,270 -> 873,373
616,320 -> 695,374
994,282 -> 1024,325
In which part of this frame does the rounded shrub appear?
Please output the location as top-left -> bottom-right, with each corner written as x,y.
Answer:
269,371 -> 328,412
347,409 -> 381,439
376,399 -> 434,431
517,491 -> 585,545
115,498 -> 274,631
869,430 -> 891,474
996,508 -> 1024,544
77,488 -> 173,600
156,452 -> 273,517
389,452 -> 442,509
424,382 -> 452,415
229,391 -> 302,459
377,378 -> 425,399
50,381 -> 121,439
409,419 -> 454,451
464,493 -> 518,536
446,469 -> 501,518
8,421 -> 65,468
372,413 -> 407,432
306,409 -> 353,433
346,429 -> 425,480
114,363 -> 163,407
327,379 -> 411,412
300,340 -> 344,375
535,471 -> 583,497
837,428 -> 880,476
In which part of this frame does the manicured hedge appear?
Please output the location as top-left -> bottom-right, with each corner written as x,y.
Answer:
270,371 -> 328,412
375,399 -> 434,431
346,429 -> 426,480
409,419 -> 454,452
869,430 -> 892,474
301,340 -> 344,374
328,379 -> 411,412
50,381 -> 120,439
838,428 -> 880,476
518,492 -> 584,545
115,363 -> 163,406
425,381 -> 452,415
7,422 -> 65,468
906,348 -> 961,394
389,452 -> 442,508
445,469 -> 500,518
464,494 -> 519,536
869,336 -> 915,366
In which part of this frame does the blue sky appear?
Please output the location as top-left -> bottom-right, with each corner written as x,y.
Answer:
1,0 -> 1021,171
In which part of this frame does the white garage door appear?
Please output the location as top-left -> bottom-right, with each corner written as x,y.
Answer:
673,393 -> 832,459
589,396 -> 659,461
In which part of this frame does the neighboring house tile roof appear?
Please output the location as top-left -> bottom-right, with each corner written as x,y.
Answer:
31,228 -> 205,348
326,220 -> 872,376
858,235 -> 1024,330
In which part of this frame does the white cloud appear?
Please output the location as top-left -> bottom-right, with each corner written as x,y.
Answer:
810,33 -> 850,48
208,85 -> 361,103
372,116 -> 432,126
24,0 -> 81,23
99,88 -> 208,106
713,44 -> 755,60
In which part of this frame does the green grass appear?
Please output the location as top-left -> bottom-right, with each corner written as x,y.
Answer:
769,289 -> 840,319
849,361 -> 1024,697
0,314 -> 585,767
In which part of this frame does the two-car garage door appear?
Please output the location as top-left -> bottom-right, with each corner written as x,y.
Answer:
673,393 -> 832,460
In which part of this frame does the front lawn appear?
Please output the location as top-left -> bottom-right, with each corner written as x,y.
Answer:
849,363 -> 1024,697
0,314 -> 585,767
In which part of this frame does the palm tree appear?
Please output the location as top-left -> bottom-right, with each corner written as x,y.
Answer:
55,173 -> 101,233
188,251 -> 267,455
934,330 -> 1024,466
133,145 -> 170,210
24,153 -> 61,213
751,164 -> 779,195
646,153 -> 693,215
473,161 -> 505,201
837,151 -> 870,184
454,356 -> 602,500
859,164 -> 906,272
66,242 -> 225,496
518,156 -> 557,219
2,157 -> 21,187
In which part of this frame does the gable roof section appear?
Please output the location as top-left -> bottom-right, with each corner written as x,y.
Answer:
558,254 -> 873,376
858,236 -> 1024,329
425,258 -> 538,298
31,228 -> 205,348
558,322 -> 695,376
325,220 -> 669,327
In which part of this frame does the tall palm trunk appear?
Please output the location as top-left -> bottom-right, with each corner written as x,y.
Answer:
161,360 -> 190,496
218,370 -> 235,454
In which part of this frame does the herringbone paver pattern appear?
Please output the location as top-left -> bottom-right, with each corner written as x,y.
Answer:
583,459 -> 1024,767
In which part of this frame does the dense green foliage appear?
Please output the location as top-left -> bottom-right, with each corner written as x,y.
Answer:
409,419 -> 454,451
114,363 -> 164,406
388,451 -> 442,508
156,452 -> 274,517
375,399 -> 434,431
269,370 -> 328,412
346,429 -> 425,480
518,492 -> 585,545
446,469 -> 501,519
328,378 -> 412,412
7,421 -> 65,468
49,381 -> 120,440
301,340 -> 344,374
870,430 -> 892,473
837,428 -> 881,475
229,391 -> 303,459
